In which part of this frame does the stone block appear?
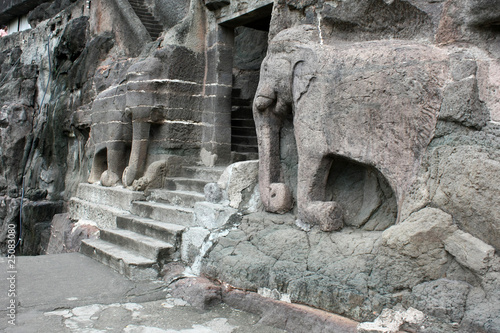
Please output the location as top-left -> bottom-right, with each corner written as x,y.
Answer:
181,227 -> 210,264
169,277 -> 222,309
444,230 -> 495,273
218,160 -> 260,211
194,202 -> 239,230
204,183 -> 223,203
440,77 -> 489,129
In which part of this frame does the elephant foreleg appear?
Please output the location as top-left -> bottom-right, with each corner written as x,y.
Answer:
297,155 -> 343,231
122,121 -> 150,187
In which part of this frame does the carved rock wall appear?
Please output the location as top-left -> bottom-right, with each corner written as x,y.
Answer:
202,1 -> 500,332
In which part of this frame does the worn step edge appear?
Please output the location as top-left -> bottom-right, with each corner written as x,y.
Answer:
101,228 -> 173,260
181,166 -> 225,182
81,239 -> 159,280
147,189 -> 205,208
165,177 -> 211,192
69,197 -> 129,229
130,201 -> 195,226
116,215 -> 185,244
76,183 -> 146,211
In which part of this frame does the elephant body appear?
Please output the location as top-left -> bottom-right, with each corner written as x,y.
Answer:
254,25 -> 450,231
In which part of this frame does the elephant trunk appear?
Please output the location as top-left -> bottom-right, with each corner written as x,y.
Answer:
253,98 -> 293,214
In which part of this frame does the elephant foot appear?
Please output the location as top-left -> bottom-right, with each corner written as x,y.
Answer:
88,174 -> 99,184
301,201 -> 343,232
101,170 -> 121,187
265,183 -> 293,214
122,166 -> 137,187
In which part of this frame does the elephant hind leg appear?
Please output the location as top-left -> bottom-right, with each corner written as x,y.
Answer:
122,122 -> 151,187
101,142 -> 129,187
88,148 -> 107,184
297,154 -> 344,231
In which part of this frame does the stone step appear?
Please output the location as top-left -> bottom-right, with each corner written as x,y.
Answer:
76,183 -> 145,211
100,228 -> 174,260
69,197 -> 129,229
130,5 -> 148,12
231,106 -> 253,118
231,98 -> 252,107
133,8 -> 152,15
116,215 -> 185,244
164,177 -> 210,193
181,166 -> 225,182
232,126 -> 257,136
141,17 -> 161,24
81,238 -> 159,280
129,3 -> 147,9
231,118 -> 256,128
231,134 -> 258,146
147,189 -> 205,208
231,143 -> 259,153
131,201 -> 195,226
231,151 -> 259,163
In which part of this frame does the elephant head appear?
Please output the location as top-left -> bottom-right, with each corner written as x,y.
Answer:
253,26 -> 319,214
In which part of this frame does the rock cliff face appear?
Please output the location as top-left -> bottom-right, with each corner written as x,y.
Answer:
0,0 -> 499,331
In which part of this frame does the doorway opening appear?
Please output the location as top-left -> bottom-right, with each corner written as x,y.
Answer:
225,7 -> 272,162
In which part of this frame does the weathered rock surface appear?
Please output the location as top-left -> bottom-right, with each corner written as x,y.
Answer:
44,213 -> 99,254
1,1 -> 499,332
203,207 -> 500,331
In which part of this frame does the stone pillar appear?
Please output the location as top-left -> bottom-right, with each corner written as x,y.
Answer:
201,24 -> 234,166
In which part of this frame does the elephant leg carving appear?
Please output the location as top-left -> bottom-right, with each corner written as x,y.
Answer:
101,142 -> 128,187
123,121 -> 150,187
297,155 -> 344,231
88,147 -> 107,184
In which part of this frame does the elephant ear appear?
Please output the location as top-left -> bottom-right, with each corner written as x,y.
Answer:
292,60 -> 316,105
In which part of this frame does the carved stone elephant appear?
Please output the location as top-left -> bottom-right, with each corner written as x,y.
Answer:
253,25 -> 449,231
88,45 -> 203,187
88,57 -> 162,187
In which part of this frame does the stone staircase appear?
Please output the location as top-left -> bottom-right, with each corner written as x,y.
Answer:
71,165 -> 225,280
128,0 -> 164,40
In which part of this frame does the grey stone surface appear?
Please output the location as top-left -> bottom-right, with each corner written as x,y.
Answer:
44,213 -> 99,254
203,208 -> 500,331
204,182 -> 223,203
181,227 -> 210,264
403,141 -> 500,251
1,1 -> 499,332
0,253 -> 287,333
409,279 -> 470,324
444,230 -> 495,274
194,202 -> 240,230
218,160 -> 261,212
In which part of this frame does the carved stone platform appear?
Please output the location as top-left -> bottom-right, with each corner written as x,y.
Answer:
72,165 -> 225,280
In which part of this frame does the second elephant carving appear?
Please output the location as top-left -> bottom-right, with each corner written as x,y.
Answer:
253,25 -> 450,231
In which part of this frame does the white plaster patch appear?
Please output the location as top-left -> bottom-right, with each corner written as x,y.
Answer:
162,298 -> 189,308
